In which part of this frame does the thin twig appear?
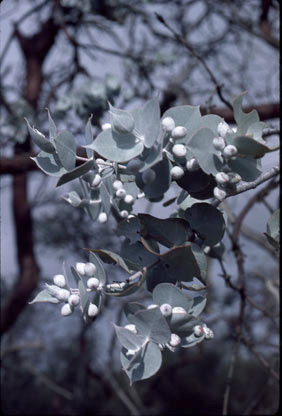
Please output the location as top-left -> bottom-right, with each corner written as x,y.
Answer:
155,13 -> 233,109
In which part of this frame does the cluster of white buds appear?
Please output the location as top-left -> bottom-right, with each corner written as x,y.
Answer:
112,180 -> 135,209
193,324 -> 214,339
76,262 -> 101,291
51,274 -> 81,317
213,121 -> 239,161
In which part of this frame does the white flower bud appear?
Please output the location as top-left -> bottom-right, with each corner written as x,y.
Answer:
68,294 -> 80,306
217,121 -> 232,138
142,169 -> 156,184
76,262 -> 86,275
172,144 -> 187,158
228,172 -> 242,184
98,212 -> 108,223
171,126 -> 187,140
87,277 -> 100,289
223,145 -> 238,158
53,274 -> 66,288
101,123 -> 111,131
113,180 -> 123,190
186,158 -> 200,172
124,194 -> 134,204
84,262 -> 97,277
160,303 -> 173,317
171,166 -> 185,180
91,174 -> 102,188
203,327 -> 214,339
127,159 -> 143,173
213,187 -> 226,201
61,303 -> 73,316
232,127 -> 238,133
161,116 -> 175,132
147,304 -> 159,309
203,246 -> 211,254
215,172 -> 230,186
88,303 -> 99,317
57,289 -> 71,302
169,333 -> 181,347
212,136 -> 226,150
115,188 -> 126,199
193,325 -> 204,337
96,158 -> 105,165
120,210 -> 129,218
172,306 -> 187,314
124,324 -> 137,334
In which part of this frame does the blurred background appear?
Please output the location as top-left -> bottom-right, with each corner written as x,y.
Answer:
0,0 -> 279,414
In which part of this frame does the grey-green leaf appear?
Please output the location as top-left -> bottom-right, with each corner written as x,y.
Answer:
56,159 -> 94,187
131,307 -> 171,344
85,128 -> 144,163
153,283 -> 191,311
188,127 -> 224,175
25,118 -> 56,153
54,130 -> 77,171
31,151 -> 67,176
29,289 -> 59,304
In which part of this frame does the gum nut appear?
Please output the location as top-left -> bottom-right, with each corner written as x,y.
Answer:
120,210 -> 129,218
171,126 -> 187,140
88,303 -> 99,317
217,121 -> 231,138
127,159 -> 143,173
53,274 -> 66,288
92,174 -> 102,187
76,262 -> 86,275
172,144 -> 187,158
124,194 -> 134,204
169,333 -> 181,347
84,262 -> 97,276
87,277 -> 100,289
161,116 -> 175,132
215,172 -> 230,185
147,304 -> 159,309
61,303 -> 73,316
212,136 -> 226,150
223,145 -> 238,158
186,158 -> 200,172
124,324 -> 137,334
113,180 -> 123,190
193,325 -> 204,337
171,166 -> 184,180
116,188 -> 126,198
68,294 -> 80,306
98,212 -> 107,223
160,303 -> 173,317
172,306 -> 187,314
142,169 -> 156,184
213,187 -> 226,201
101,123 -> 111,131
57,289 -> 70,302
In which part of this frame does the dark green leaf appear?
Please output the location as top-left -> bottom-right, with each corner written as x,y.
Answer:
185,203 -> 225,246
228,157 -> 262,182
